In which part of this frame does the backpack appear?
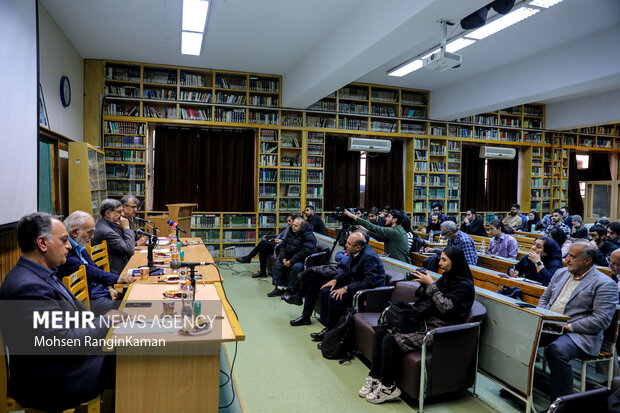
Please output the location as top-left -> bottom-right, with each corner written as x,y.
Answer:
321,308 -> 355,363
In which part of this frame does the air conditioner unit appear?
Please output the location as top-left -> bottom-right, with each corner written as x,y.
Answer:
348,138 -> 392,153
479,146 -> 517,160
423,49 -> 462,72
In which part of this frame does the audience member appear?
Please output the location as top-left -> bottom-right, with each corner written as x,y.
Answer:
460,209 -> 488,237
379,205 -> 391,218
358,246 -> 474,404
120,195 -> 148,246
537,240 -> 617,403
609,249 -> 620,292
268,217 -> 317,297
427,203 -> 447,225
560,206 -> 573,229
589,224 -> 618,266
93,198 -> 135,275
509,236 -> 563,286
309,232 -> 385,341
539,213 -> 552,229
303,205 -> 327,235
368,207 -> 386,227
544,209 -> 571,238
425,221 -> 478,266
236,213 -> 296,278
58,211 -> 135,315
487,219 -> 518,259
570,215 -> 588,239
503,204 -> 523,229
549,226 -> 572,259
525,211 -> 541,232
354,207 -> 365,218
517,204 -> 528,227
607,222 -> 620,247
0,213 -> 115,411
423,212 -> 443,240
596,218 -> 611,228
345,208 -> 411,264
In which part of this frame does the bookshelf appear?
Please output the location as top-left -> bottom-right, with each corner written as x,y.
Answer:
306,131 -> 325,215
68,142 -> 107,217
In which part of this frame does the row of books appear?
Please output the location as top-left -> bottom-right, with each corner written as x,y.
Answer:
259,154 -> 277,166
282,115 -> 303,127
108,181 -> 145,195
260,130 -> 278,141
306,186 -> 323,197
143,106 -> 176,119
402,93 -> 426,105
448,126 -> 472,138
223,230 -> 256,243
281,134 -> 301,147
104,149 -> 145,163
281,155 -> 301,167
104,135 -> 144,148
223,215 -> 256,227
215,108 -> 246,123
258,215 -> 277,226
371,121 -> 398,133
190,230 -> 220,243
401,108 -> 426,118
523,119 -> 543,129
308,132 -> 325,143
216,93 -> 246,105
306,116 -> 336,129
371,90 -> 398,102
259,168 -> 277,182
414,150 -> 427,160
370,106 -> 396,117
106,164 -> 145,179
340,103 -> 368,115
307,156 -> 323,168
179,91 -> 211,102
104,103 -> 138,117
260,142 -> 278,153
308,100 -> 337,111
307,144 -> 324,155
401,123 -> 426,134
191,215 -> 221,228
280,169 -> 302,183
215,76 -> 246,90
143,88 -> 176,100
258,184 -> 277,197
105,66 -> 140,82
307,170 -> 323,183
179,108 -> 211,121
279,199 -> 301,211
105,85 -> 139,97
339,118 -> 368,130
144,70 -> 176,84
180,72 -> 207,87
248,111 -> 278,125
249,96 -> 278,107
249,78 -> 279,93
259,200 -> 277,212
339,87 -> 368,100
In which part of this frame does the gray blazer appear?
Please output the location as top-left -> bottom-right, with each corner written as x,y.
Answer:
539,267 -> 618,356
93,218 -> 136,275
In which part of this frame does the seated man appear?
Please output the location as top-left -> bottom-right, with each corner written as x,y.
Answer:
58,211 -> 135,315
268,217 -> 317,297
487,219 -> 518,259
607,222 -> 620,247
236,213 -> 296,278
0,213 -> 115,412
120,194 -> 148,246
560,206 -> 573,229
304,205 -> 327,235
307,232 -> 386,341
93,198 -> 136,274
425,221 -> 478,266
344,208 -> 411,264
460,209 -> 488,237
503,204 -> 524,229
354,207 -> 365,218
589,224 -> 619,266
427,203 -> 447,225
610,249 -> 620,294
570,215 -> 588,239
423,212 -> 443,240
544,208 -> 571,238
367,207 -> 386,227
537,240 -> 617,403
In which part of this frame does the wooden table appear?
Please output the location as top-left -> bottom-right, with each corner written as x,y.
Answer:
126,237 -> 221,284
110,282 -> 244,412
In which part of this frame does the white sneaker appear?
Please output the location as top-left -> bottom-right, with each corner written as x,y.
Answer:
359,377 -> 379,398
366,383 -> 401,404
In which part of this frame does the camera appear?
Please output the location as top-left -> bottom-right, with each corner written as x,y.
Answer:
405,269 -> 426,281
331,206 -> 357,230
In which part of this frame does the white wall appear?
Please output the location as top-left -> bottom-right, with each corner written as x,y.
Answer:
38,3 -> 83,141
546,88 -> 620,130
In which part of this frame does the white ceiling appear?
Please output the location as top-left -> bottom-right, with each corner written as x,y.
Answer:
41,0 -> 620,125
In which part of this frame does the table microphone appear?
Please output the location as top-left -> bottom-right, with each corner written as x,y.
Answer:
136,229 -> 156,238
167,219 -> 187,233
134,216 -> 154,224
170,261 -> 213,270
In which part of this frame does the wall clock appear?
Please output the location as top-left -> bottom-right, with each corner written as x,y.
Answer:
60,75 -> 71,107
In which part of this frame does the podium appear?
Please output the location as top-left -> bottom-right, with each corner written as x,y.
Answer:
149,203 -> 197,235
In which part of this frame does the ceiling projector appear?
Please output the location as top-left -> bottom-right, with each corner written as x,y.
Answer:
423,50 -> 462,71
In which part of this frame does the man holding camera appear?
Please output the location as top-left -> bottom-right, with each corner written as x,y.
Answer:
344,208 -> 411,264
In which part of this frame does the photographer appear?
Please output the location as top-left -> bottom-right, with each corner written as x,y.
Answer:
358,246 -> 475,403
344,208 -> 411,264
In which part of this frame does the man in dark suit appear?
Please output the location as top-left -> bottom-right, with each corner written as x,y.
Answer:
460,209 -> 488,237
120,194 -> 148,246
58,211 -> 135,315
307,232 -> 386,341
538,240 -> 618,403
0,213 -> 115,411
93,198 -> 136,274
304,205 -> 327,235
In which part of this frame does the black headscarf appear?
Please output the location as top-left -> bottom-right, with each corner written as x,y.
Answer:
434,246 -> 476,323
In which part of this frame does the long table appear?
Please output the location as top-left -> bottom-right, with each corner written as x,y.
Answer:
111,241 -> 244,412
316,233 -> 568,413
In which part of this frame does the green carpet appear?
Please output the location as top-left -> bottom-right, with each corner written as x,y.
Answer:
219,261 -> 544,412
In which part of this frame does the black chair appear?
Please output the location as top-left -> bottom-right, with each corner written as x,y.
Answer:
548,376 -> 620,412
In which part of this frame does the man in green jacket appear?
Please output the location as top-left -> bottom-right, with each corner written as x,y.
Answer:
344,208 -> 411,264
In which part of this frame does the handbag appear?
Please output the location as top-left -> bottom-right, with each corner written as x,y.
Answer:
381,301 -> 424,333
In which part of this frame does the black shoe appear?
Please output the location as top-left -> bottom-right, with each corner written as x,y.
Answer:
236,255 -> 252,264
251,271 -> 266,278
267,287 -> 284,297
290,316 -> 311,326
310,328 -> 327,342
282,294 -> 303,306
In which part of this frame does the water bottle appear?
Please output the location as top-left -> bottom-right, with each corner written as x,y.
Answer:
170,237 -> 180,274
181,280 -> 194,330
479,240 -> 486,254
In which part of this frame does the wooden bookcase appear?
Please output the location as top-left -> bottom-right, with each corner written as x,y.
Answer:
68,142 -> 107,217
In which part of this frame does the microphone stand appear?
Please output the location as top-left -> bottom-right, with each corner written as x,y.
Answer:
142,223 -> 159,274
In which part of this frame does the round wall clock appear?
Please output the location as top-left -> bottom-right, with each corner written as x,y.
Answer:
60,75 -> 71,107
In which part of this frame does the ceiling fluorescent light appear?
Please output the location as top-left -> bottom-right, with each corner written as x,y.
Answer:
388,60 -> 423,77
446,38 -> 476,53
529,0 -> 563,8
183,0 -> 210,32
466,7 -> 539,40
182,32 -> 203,55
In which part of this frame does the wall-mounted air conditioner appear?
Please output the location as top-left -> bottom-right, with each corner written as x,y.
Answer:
348,138 -> 392,153
479,146 -> 516,160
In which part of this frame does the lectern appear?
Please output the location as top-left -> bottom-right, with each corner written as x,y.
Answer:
149,203 -> 197,235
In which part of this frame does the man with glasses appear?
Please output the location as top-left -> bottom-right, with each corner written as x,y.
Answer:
93,198 -> 136,274
120,195 -> 148,246
424,220 -> 478,266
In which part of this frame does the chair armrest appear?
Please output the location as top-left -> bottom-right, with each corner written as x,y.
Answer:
548,388 -> 611,412
261,234 -> 277,241
304,251 -> 328,270
354,286 -> 395,313
431,321 -> 482,337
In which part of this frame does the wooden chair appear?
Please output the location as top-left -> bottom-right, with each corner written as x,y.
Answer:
62,265 -> 90,311
85,241 -> 110,272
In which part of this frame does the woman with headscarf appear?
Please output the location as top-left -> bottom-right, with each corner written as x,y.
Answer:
508,236 -> 563,286
358,246 -> 475,404
525,211 -> 540,232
